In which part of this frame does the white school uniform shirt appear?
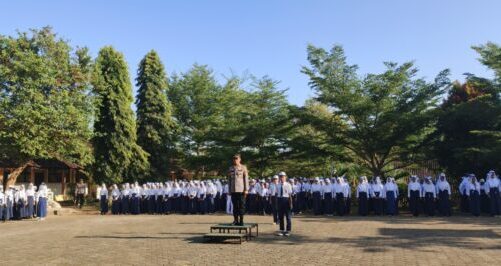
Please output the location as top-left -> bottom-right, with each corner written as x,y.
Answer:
356,182 -> 370,198
459,178 -> 469,195
435,180 -> 451,195
248,183 -> 257,194
371,183 -> 384,197
173,187 -> 182,197
292,183 -> 301,194
260,187 -> 269,197
121,188 -> 130,197
383,183 -> 398,199
111,189 -> 120,199
408,181 -> 422,197
276,182 -> 293,198
269,183 -> 279,196
465,182 -> 480,196
343,182 -> 351,198
485,177 -> 500,190
156,187 -> 165,197
26,188 -> 35,197
37,185 -> 48,199
222,184 -> 229,194
181,187 -> 189,196
422,183 -> 437,198
140,187 -> 148,197
17,189 -> 27,202
197,186 -> 206,198
302,183 -> 311,193
311,183 -> 322,193
215,182 -> 223,194
149,188 -> 157,199
6,189 -> 14,201
210,184 -> 219,196
0,191 -> 4,206
163,185 -> 172,197
133,186 -> 142,196
254,183 -> 262,195
333,183 -> 348,198
322,183 -> 333,194
188,186 -> 198,198
100,188 -> 109,199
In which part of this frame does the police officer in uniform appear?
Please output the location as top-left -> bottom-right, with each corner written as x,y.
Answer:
228,154 -> 249,226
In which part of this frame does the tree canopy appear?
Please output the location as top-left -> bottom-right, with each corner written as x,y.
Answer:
92,46 -> 149,184
1,27 -> 500,185
136,50 -> 176,180
300,45 -> 450,177
0,27 -> 93,184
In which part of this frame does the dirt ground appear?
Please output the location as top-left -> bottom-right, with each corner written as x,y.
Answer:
1,211 -> 500,266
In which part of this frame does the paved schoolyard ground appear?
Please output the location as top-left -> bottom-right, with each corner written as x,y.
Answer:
1,212 -> 500,266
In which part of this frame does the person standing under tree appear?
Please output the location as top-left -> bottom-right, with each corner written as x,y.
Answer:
75,179 -> 88,209
228,154 -> 249,226
276,171 -> 293,236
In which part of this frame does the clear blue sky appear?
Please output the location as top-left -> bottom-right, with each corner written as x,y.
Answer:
1,0 -> 500,105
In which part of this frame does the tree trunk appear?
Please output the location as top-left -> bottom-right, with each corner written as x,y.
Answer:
5,164 -> 28,188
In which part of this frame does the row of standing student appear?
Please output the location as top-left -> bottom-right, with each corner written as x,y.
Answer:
96,171 -> 501,218
0,183 -> 49,222
97,181 -> 229,215
458,171 -> 501,216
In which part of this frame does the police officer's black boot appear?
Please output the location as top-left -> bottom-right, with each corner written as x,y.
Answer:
232,214 -> 239,225
239,215 -> 244,226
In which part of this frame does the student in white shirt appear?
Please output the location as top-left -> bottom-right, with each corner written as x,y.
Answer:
111,184 -> 121,215
259,181 -> 269,215
356,176 -> 370,216
458,176 -> 470,213
25,183 -> 36,218
384,177 -> 398,216
223,182 -> 233,215
322,178 -> 334,216
334,177 -> 349,216
466,175 -> 481,216
407,175 -> 421,216
36,183 -> 48,220
99,183 -> 109,215
269,175 -> 280,224
371,177 -> 384,215
435,173 -> 451,216
485,170 -> 500,216
0,185 -> 5,222
422,177 -> 437,216
311,177 -> 322,215
276,172 -> 293,236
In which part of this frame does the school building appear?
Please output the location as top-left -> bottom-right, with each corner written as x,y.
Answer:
0,159 -> 88,200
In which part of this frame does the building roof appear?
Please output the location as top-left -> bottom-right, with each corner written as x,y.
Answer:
34,159 -> 83,169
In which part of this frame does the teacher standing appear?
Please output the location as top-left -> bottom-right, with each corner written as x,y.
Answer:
228,154 -> 249,226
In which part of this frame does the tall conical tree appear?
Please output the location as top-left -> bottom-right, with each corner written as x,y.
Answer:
92,46 -> 149,184
136,50 -> 176,180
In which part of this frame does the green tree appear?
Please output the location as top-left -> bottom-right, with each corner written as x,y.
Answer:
0,27 -> 93,186
236,77 -> 292,178
168,65 -> 223,176
136,50 -> 176,180
433,43 -> 501,178
301,44 -> 450,177
286,100 -> 347,177
92,46 -> 149,184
